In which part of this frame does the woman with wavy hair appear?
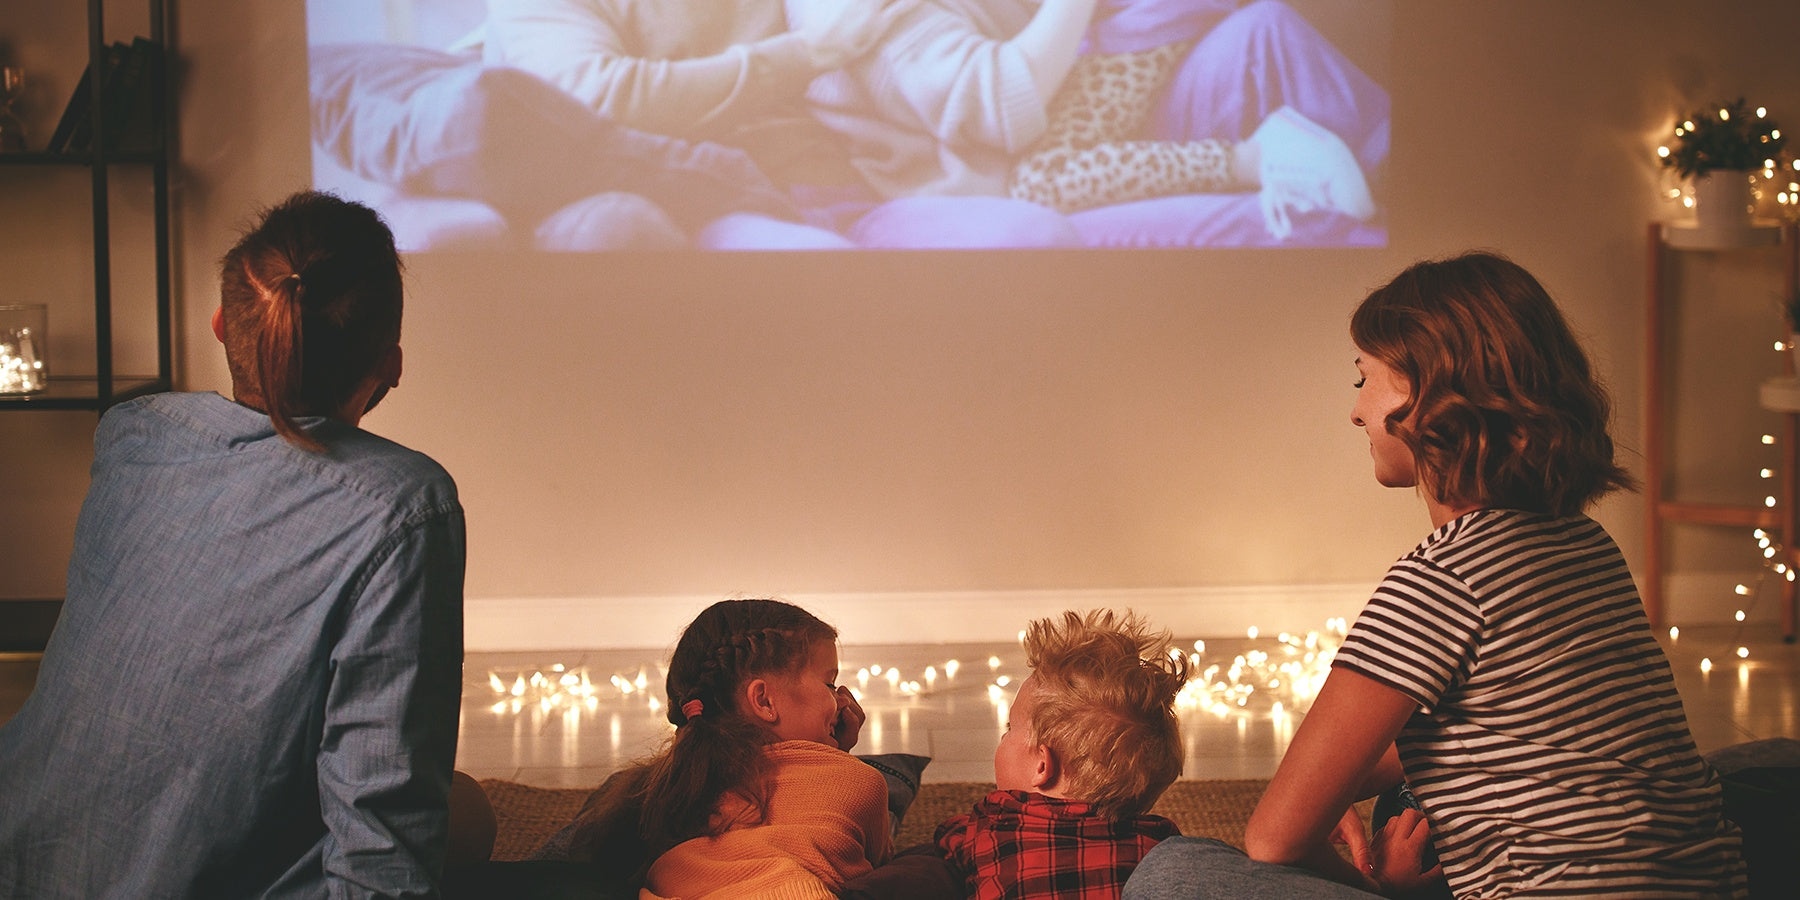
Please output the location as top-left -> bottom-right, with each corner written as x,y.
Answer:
1126,252 -> 1747,898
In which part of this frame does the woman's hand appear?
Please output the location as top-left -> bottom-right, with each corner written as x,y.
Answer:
791,0 -> 887,71
832,685 -> 867,751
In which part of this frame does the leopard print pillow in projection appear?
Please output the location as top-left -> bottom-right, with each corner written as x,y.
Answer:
306,0 -> 1389,251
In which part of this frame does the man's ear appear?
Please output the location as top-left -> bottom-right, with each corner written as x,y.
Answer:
741,678 -> 780,725
211,307 -> 226,344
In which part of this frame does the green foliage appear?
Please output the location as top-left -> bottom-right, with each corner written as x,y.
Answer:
1661,98 -> 1786,179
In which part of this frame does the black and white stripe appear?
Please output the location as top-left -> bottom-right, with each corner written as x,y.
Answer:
1333,510 -> 1748,898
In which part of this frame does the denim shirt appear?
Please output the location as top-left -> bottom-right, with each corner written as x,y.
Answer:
0,392 -> 466,899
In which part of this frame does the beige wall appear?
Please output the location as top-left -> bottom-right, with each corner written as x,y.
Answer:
4,1 -> 1799,647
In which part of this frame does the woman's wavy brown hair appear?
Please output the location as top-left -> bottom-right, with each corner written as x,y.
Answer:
1350,251 -> 1636,517
217,191 -> 403,452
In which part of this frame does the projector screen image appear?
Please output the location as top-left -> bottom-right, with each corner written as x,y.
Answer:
307,0 -> 1389,251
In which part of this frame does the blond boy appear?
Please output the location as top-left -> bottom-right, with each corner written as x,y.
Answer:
935,609 -> 1190,900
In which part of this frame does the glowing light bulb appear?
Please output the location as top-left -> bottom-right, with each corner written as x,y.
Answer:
988,656 -> 1000,669
1246,626 -> 1259,639
1762,468 -> 1775,478
1735,584 -> 1751,595
1701,657 -> 1713,672
945,659 -> 960,679
1763,434 -> 1777,445
1719,107 -> 1730,120
1735,610 -> 1747,622
1736,646 -> 1750,659
1657,145 -> 1671,158
1668,626 -> 1680,640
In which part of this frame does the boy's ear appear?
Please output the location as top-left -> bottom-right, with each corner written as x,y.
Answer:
1029,743 -> 1060,792
741,678 -> 780,725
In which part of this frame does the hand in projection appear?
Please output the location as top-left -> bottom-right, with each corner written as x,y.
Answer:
831,685 -> 866,751
792,0 -> 887,71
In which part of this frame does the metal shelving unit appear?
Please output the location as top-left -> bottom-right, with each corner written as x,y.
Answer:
0,0 -> 172,412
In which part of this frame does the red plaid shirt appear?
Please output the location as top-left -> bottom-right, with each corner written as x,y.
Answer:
934,790 -> 1180,900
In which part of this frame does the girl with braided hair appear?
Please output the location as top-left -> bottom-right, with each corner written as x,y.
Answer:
549,598 -> 891,898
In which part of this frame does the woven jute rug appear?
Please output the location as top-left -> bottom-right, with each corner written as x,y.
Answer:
479,778 -> 1270,862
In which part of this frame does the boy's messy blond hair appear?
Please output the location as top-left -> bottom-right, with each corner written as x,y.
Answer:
1023,609 -> 1189,819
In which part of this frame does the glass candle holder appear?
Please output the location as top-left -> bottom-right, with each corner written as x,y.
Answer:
0,304 -> 48,394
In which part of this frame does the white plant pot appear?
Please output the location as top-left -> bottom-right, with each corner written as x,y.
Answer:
1693,170 -> 1755,231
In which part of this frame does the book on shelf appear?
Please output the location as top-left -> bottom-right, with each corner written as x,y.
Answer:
46,38 -> 159,154
106,37 -> 161,153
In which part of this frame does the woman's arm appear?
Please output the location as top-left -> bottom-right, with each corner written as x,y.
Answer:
1244,667 -> 1416,887
1010,0 -> 1103,104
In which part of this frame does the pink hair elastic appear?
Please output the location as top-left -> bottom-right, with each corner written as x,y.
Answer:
681,699 -> 704,720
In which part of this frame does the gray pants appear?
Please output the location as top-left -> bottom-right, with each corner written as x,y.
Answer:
1122,837 -> 1383,900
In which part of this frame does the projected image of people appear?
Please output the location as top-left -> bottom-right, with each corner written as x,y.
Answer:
307,0 -> 1389,251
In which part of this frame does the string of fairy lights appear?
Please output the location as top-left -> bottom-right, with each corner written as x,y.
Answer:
1652,100 -> 1796,674
481,620 -> 1349,728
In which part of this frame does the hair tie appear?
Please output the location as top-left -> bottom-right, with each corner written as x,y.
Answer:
681,699 -> 705,720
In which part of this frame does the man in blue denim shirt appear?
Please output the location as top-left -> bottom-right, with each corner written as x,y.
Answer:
0,192 -> 466,898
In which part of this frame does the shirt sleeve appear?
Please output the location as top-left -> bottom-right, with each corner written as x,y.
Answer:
832,1 -> 1048,153
483,0 -> 817,138
933,813 -> 976,877
315,505 -> 466,898
1331,556 -> 1483,714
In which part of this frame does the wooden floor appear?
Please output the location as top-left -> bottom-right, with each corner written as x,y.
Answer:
2,624 -> 1794,789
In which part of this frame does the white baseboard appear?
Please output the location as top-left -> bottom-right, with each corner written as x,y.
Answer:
464,584 -> 1374,652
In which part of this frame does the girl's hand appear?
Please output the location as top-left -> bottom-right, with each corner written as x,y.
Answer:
832,685 -> 866,751
1371,807 -> 1445,895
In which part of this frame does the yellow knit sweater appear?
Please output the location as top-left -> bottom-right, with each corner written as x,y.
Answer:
641,740 -> 894,900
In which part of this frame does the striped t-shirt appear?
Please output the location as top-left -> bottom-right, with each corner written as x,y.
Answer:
1332,509 -> 1747,898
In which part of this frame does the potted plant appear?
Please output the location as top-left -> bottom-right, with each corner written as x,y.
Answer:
1659,98 -> 1787,229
